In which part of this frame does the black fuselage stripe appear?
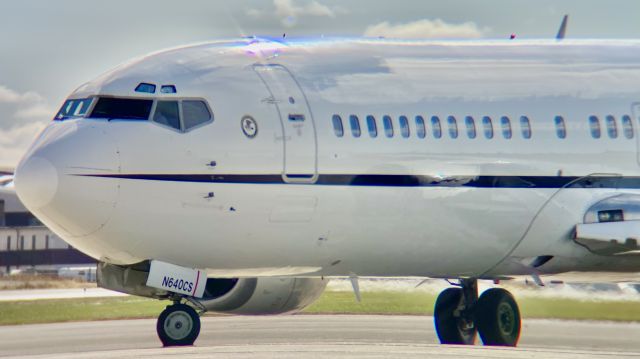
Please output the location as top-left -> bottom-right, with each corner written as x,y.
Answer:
75,174 -> 640,189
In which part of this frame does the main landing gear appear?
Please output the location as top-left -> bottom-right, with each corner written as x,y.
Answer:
157,302 -> 202,346
434,278 -> 521,346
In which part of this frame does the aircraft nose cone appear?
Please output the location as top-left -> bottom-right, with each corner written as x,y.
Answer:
14,156 -> 59,210
14,121 -> 120,241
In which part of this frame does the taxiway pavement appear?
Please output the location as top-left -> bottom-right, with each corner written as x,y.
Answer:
0,315 -> 638,358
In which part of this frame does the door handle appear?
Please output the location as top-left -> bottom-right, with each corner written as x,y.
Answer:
288,114 -> 305,122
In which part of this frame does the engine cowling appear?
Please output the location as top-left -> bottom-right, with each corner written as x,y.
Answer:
96,262 -> 327,315
199,277 -> 328,315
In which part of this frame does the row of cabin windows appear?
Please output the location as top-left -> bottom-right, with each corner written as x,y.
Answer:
332,114 -> 634,140
333,115 -> 533,140
588,115 -> 634,139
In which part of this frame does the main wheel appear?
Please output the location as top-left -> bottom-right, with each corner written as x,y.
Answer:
157,303 -> 201,347
476,288 -> 521,346
434,288 -> 477,345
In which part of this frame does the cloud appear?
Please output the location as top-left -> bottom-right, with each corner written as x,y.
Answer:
274,0 -> 335,18
364,19 -> 488,39
0,84 -> 54,166
246,8 -> 262,18
0,121 -> 45,168
247,0 -> 346,27
0,85 -> 54,128
0,85 -> 44,104
14,103 -> 54,119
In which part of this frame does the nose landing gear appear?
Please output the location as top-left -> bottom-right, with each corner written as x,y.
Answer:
434,279 -> 521,347
156,303 -> 201,347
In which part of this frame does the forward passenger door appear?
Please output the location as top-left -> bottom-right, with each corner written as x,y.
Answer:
254,64 -> 317,182
633,103 -> 640,165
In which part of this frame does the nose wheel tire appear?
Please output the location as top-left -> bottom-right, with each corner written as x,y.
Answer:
157,303 -> 201,347
476,288 -> 521,346
434,287 -> 477,345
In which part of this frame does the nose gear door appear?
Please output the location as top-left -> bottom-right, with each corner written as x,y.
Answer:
254,64 -> 317,182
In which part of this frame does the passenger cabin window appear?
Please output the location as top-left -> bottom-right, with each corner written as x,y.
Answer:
622,115 -> 634,139
55,98 -> 93,121
383,115 -> 394,138
415,116 -> 426,139
89,98 -> 153,120
606,115 -> 618,138
399,116 -> 410,138
153,101 -> 181,130
431,116 -> 442,139
447,116 -> 458,139
555,116 -> 567,139
500,116 -> 512,139
520,116 -> 532,139
350,115 -> 361,137
366,115 -> 377,138
465,116 -> 476,139
482,116 -> 493,139
183,100 -> 212,130
332,115 -> 344,137
589,116 -> 601,139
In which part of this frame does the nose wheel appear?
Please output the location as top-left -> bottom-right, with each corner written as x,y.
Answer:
157,303 -> 201,346
434,280 -> 521,347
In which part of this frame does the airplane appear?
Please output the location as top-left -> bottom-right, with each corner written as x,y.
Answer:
11,35 -> 640,347
0,175 -> 13,188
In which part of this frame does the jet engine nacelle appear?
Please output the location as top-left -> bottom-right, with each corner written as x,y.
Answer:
199,277 -> 328,315
96,262 -> 327,315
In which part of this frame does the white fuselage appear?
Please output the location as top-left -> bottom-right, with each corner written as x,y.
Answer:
14,38 -> 640,279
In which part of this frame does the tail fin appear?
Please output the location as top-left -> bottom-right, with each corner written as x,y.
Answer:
556,14 -> 569,40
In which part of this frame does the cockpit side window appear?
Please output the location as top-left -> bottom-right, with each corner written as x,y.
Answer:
183,100 -> 212,130
153,101 -> 181,130
89,98 -> 153,120
55,98 -> 93,121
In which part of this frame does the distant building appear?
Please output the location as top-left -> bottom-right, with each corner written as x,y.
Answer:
0,180 -> 95,275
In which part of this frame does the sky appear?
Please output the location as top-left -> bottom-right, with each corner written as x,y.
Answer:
1,0 -> 640,168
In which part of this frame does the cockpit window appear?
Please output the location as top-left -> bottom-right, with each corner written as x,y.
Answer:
89,97 -> 153,120
183,100 -> 212,130
84,96 -> 213,132
54,98 -> 93,120
153,101 -> 181,130
135,83 -> 156,94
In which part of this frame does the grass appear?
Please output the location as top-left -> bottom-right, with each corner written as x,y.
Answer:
517,296 -> 640,321
305,291 -> 640,322
0,275 -> 96,290
1,290 -> 640,325
305,291 -> 436,315
0,297 -> 166,325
